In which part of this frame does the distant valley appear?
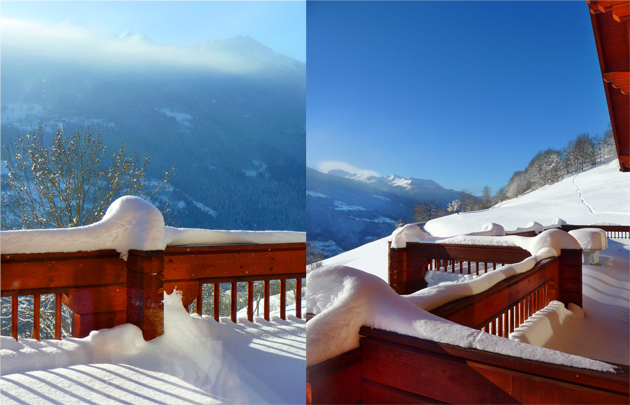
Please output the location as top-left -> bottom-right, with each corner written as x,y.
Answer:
306,167 -> 461,257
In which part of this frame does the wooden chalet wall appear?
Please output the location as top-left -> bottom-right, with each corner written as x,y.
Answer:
588,1 -> 630,171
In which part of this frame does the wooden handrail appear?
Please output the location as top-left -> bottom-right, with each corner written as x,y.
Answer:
430,257 -> 560,336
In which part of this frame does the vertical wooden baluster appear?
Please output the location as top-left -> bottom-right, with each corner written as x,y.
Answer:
510,308 -> 515,334
11,296 -> 18,340
476,262 -> 479,276
55,293 -> 62,339
497,314 -> 503,338
280,279 -> 287,320
264,280 -> 270,321
503,312 -> 510,338
247,281 -> 254,322
230,282 -> 237,323
196,283 -> 203,316
213,283 -> 220,321
493,262 -> 496,270
296,278 -> 302,319
520,299 -> 525,325
33,294 -> 41,340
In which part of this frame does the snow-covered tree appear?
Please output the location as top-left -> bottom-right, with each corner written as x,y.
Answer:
1,126 -> 172,230
413,200 -> 437,222
447,199 -> 462,214
480,186 -> 492,209
506,170 -> 531,198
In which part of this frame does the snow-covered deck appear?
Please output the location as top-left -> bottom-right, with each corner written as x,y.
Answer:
1,293 -> 306,404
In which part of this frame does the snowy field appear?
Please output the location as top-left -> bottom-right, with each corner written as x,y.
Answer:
309,161 -> 629,369
426,160 -> 630,236
1,292 -> 306,404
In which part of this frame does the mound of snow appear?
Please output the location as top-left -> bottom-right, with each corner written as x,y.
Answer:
306,265 -> 615,372
1,196 -> 305,259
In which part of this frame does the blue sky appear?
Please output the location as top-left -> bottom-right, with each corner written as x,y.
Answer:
1,1 -> 306,63
307,1 -> 610,196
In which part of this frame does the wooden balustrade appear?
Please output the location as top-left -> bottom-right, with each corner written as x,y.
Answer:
561,224 -> 630,239
389,241 -> 531,294
430,256 -> 560,337
1,242 -> 306,341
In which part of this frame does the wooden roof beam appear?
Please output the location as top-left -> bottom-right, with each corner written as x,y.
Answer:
588,1 -> 630,17
603,71 -> 630,82
612,3 -> 630,21
611,78 -> 630,88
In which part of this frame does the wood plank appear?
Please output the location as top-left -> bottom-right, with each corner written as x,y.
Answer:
63,285 -> 127,314
164,244 -> 305,281
362,380 -> 445,404
2,255 -> 126,292
296,278 -> 302,319
307,348 -> 362,405
359,327 -> 630,395
33,294 -> 40,340
612,3 -> 630,22
603,72 -> 630,82
407,243 -> 530,263
362,337 -> 629,403
72,310 -> 126,338
610,77 -> 630,87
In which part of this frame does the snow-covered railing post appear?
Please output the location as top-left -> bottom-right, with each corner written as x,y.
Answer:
126,250 -> 165,340
388,241 -> 410,294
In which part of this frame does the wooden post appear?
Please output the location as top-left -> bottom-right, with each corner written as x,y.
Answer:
63,285 -> 128,338
558,249 -> 583,308
388,242 -> 408,294
126,250 -> 165,340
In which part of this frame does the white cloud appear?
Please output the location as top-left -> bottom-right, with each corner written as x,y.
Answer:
317,161 -> 380,178
0,17 -> 267,74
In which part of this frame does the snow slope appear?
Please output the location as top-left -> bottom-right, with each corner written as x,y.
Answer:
426,161 -> 630,236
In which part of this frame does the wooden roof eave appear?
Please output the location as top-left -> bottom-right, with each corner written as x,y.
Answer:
588,1 -> 630,172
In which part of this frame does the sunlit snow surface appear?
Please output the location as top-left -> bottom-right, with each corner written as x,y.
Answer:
425,161 -> 630,236
1,291 -> 306,404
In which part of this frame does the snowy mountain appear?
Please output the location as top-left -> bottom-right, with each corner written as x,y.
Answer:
198,35 -> 306,75
307,167 -> 460,257
384,174 -> 443,190
2,29 -> 306,232
117,31 -> 157,46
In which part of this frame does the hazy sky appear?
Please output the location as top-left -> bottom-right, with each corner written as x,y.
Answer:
1,1 -> 306,63
307,1 -> 609,195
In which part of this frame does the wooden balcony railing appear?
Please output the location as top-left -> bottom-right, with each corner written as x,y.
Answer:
308,225 -> 630,404
561,224 -> 630,239
430,256 -> 562,338
1,242 -> 306,341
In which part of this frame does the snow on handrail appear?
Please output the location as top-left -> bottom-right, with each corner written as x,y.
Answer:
1,196 -> 305,259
